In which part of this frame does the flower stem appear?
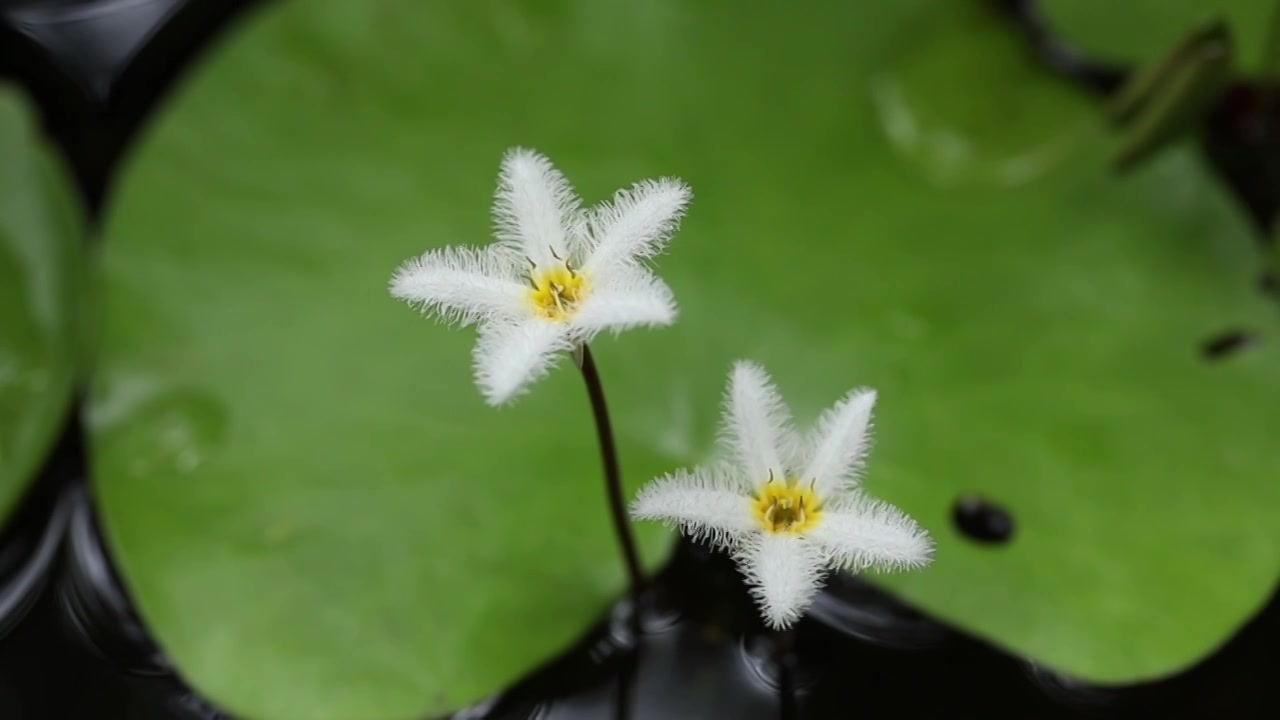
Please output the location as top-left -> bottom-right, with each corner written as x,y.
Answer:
613,643 -> 638,720
578,344 -> 646,601
774,628 -> 798,720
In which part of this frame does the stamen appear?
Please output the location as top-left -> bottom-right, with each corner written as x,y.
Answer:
525,262 -> 588,321
751,475 -> 823,535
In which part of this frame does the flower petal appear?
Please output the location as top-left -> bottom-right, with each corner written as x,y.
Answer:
629,465 -> 757,550
808,494 -> 934,573
800,388 -> 876,495
472,318 -> 572,405
568,268 -> 676,341
493,147 -> 582,265
582,177 -> 691,277
735,533 -> 826,629
389,245 -> 525,326
720,361 -> 794,488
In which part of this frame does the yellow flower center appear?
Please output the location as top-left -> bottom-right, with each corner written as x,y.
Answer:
527,263 -> 588,321
751,476 -> 822,535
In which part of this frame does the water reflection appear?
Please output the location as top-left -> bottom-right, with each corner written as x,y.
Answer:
1023,662 -> 1120,708
0,438 -> 70,640
466,536 -> 1280,720
0,422 -> 230,719
478,543 -> 783,720
2,492 -> 1279,719
56,483 -> 171,676
807,570 -> 948,650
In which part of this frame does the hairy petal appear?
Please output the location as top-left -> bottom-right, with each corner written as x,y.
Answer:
801,388 -> 877,495
630,465 -> 756,550
809,494 -> 934,573
389,245 -> 525,326
720,361 -> 795,488
493,147 -> 582,265
583,177 -> 691,276
568,267 -> 676,341
735,533 -> 827,630
472,318 -> 572,405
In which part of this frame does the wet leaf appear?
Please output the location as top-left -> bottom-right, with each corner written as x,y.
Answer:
0,86 -> 80,524
91,1 -> 1280,718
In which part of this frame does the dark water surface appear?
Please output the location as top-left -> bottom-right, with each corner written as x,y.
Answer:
1,1 -> 1278,718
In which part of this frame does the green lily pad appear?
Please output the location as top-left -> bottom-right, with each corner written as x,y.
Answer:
92,1 -> 1279,718
1042,0 -> 1277,71
0,85 -> 80,524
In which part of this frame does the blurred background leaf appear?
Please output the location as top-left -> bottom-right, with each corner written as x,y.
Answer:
89,1 -> 1280,718
1042,0 -> 1276,70
0,85 -> 80,524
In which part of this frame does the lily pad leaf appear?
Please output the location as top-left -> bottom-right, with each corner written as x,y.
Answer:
0,85 -> 81,525
92,2 -> 1280,719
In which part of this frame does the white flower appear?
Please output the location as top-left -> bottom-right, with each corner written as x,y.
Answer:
390,147 -> 691,405
631,361 -> 933,629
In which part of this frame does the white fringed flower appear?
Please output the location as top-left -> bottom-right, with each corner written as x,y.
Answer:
631,361 -> 933,629
390,148 -> 691,405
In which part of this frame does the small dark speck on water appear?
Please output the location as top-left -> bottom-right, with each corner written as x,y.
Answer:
1201,330 -> 1257,361
952,496 -> 1015,544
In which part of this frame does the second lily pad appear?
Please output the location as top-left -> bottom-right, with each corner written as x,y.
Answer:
0,85 -> 80,525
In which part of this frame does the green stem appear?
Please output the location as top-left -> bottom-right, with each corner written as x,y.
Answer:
578,344 -> 646,601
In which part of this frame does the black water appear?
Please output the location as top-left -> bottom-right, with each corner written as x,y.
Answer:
1,1 -> 1278,718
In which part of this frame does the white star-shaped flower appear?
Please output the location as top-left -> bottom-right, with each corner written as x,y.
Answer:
390,148 -> 691,405
631,361 -> 933,629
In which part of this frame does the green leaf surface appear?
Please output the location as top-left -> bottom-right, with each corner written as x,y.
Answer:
92,1 -> 1280,718
0,85 -> 80,524
1042,0 -> 1277,71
